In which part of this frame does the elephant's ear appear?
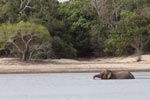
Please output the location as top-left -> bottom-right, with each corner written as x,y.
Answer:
100,71 -> 105,79
107,71 -> 112,79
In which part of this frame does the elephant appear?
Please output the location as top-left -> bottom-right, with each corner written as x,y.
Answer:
93,70 -> 135,79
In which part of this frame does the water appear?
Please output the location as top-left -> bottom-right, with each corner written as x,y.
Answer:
0,72 -> 150,100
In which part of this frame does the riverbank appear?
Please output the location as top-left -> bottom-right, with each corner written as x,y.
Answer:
0,55 -> 150,73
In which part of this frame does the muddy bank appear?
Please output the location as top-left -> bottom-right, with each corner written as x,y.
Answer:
0,55 -> 150,73
0,63 -> 150,73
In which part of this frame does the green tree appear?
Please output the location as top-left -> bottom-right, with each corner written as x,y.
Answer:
89,0 -> 123,57
0,0 -> 19,23
52,36 -> 77,58
118,11 -> 150,61
90,23 -> 108,56
57,0 -> 95,57
0,0 -> 150,59
0,0 -> 59,24
0,21 -> 51,61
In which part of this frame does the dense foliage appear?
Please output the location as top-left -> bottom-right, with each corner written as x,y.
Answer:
0,0 -> 150,60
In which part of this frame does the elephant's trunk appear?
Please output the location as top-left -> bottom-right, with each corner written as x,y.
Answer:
93,74 -> 100,79
93,75 -> 96,79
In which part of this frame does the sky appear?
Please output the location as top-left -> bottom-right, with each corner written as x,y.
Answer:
58,0 -> 69,2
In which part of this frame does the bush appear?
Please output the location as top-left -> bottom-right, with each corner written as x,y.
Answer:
52,36 -> 77,58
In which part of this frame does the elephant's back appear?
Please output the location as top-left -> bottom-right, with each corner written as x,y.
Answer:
113,71 -> 134,79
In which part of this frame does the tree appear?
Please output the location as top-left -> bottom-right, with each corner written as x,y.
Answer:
52,36 -> 77,58
0,0 -> 59,24
0,0 -> 150,59
89,0 -> 124,57
118,11 -> 150,61
90,0 -> 122,29
56,0 -> 95,57
90,23 -> 108,56
0,0 -> 18,23
0,21 -> 51,61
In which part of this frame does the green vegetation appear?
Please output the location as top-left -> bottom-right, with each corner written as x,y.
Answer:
0,0 -> 150,61
0,21 -> 50,61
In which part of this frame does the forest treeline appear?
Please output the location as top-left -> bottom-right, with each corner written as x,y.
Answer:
0,0 -> 150,61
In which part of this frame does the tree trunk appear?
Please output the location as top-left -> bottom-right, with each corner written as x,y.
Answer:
22,44 -> 30,61
136,48 -> 142,62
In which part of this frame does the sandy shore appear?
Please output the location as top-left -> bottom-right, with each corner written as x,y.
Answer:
0,55 -> 150,73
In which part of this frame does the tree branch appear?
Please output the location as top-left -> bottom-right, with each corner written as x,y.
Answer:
19,0 -> 34,14
11,41 -> 23,54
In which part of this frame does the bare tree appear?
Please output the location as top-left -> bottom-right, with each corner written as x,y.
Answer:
10,31 -> 50,61
112,1 -> 122,21
90,0 -> 122,29
90,0 -> 108,22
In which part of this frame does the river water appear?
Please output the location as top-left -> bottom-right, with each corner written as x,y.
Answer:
0,72 -> 150,100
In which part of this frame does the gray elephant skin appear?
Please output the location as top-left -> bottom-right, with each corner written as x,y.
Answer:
93,70 -> 135,79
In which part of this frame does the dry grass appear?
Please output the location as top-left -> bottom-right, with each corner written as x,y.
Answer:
0,55 -> 150,73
